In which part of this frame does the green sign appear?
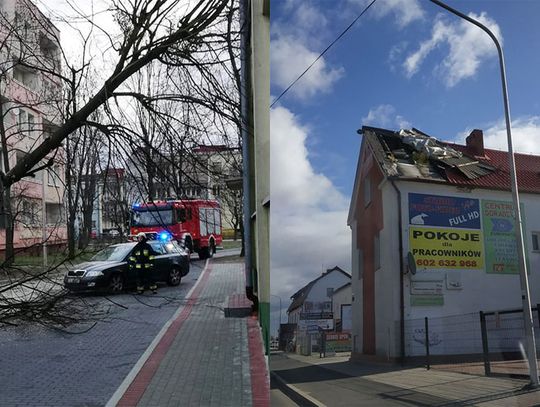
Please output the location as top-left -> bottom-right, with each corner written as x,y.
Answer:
410,295 -> 444,306
481,200 -> 528,274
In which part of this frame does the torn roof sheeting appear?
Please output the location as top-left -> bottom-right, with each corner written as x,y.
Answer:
363,126 -> 496,182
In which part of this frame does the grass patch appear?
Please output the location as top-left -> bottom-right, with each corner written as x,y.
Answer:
11,249 -> 98,267
220,239 -> 242,250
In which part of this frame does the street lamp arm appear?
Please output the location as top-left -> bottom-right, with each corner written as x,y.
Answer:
428,1 -> 512,138
430,0 -> 501,53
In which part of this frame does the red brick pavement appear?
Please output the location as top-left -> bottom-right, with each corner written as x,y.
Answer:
116,262 -> 213,407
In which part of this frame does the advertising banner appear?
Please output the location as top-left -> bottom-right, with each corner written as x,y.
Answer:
410,295 -> 444,306
324,333 -> 352,353
298,319 -> 333,331
482,200 -> 528,274
409,193 -> 480,229
409,226 -> 484,270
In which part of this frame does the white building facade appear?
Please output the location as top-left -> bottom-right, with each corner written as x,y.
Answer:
349,126 -> 540,361
287,267 -> 351,338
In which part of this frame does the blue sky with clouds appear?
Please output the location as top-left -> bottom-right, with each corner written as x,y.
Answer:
270,0 -> 540,334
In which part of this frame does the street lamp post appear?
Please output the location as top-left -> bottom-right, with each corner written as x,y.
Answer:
430,0 -> 538,386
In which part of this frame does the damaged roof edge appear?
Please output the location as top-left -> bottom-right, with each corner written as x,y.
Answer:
361,126 -> 496,183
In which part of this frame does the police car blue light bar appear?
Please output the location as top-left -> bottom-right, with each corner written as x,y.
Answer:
159,232 -> 171,241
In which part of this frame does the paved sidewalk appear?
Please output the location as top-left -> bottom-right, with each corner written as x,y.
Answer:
271,352 -> 540,406
107,258 -> 269,407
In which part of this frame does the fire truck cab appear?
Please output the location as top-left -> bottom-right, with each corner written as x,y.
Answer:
130,199 -> 222,260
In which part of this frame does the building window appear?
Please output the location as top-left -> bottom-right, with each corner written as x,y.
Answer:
374,234 -> 380,270
326,287 -> 334,298
533,232 -> 540,252
27,113 -> 35,138
21,199 -> 40,226
363,176 -> 371,207
13,66 -> 35,88
46,203 -> 64,225
17,109 -> 26,132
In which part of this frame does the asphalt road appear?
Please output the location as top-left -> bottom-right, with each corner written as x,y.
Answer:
0,258 -> 207,407
270,388 -> 300,407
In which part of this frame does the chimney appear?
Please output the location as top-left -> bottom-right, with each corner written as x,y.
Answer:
466,129 -> 485,157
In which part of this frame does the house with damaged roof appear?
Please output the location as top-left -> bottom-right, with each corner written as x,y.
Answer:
348,126 -> 540,361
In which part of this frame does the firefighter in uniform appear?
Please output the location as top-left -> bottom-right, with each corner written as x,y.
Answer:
129,232 -> 158,294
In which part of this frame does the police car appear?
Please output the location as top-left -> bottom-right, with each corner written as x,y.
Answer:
63,238 -> 190,293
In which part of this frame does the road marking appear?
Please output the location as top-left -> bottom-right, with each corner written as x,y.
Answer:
106,259 -> 211,407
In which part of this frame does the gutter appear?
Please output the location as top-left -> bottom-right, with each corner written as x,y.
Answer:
239,0 -> 258,310
390,179 -> 405,365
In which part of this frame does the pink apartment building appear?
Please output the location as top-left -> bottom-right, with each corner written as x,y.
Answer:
0,0 -> 66,254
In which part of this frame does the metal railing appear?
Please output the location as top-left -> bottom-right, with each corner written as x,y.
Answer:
404,307 -> 540,377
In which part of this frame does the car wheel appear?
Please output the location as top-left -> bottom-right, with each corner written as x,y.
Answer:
108,274 -> 124,293
168,267 -> 182,286
208,241 -> 215,258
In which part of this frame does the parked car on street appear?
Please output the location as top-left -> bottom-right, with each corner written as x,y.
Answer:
63,240 -> 190,293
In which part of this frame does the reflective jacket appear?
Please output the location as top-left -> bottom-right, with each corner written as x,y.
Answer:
128,241 -> 156,270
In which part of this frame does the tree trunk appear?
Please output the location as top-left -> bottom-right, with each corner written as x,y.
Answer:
0,100 -> 14,265
1,186 -> 14,265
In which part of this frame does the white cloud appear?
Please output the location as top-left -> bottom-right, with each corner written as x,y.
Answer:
271,36 -> 344,101
348,0 -> 424,28
404,12 -> 502,87
271,1 -> 344,101
362,104 -> 411,129
457,116 -> 540,154
270,106 -> 351,327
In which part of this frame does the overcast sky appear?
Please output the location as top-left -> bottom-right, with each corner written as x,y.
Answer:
270,0 -> 540,335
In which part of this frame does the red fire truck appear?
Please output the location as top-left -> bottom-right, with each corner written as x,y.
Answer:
130,199 -> 222,260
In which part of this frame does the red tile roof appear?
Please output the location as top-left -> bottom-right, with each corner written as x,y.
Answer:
445,144 -> 540,194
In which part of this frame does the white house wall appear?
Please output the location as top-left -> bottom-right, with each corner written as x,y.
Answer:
393,180 -> 540,356
332,285 -> 352,319
305,272 -> 351,312
374,180 -> 402,358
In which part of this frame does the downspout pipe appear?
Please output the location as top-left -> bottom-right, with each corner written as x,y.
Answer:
239,0 -> 257,310
390,179 -> 405,365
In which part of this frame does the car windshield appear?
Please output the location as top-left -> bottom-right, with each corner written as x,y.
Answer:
164,241 -> 182,254
131,209 -> 173,227
91,244 -> 134,262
